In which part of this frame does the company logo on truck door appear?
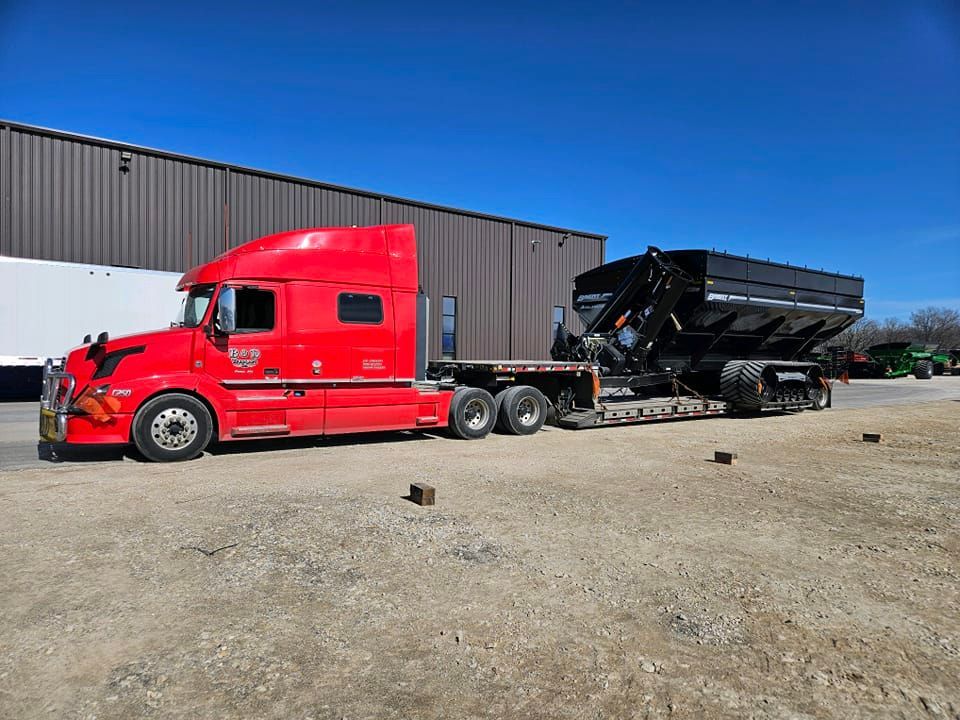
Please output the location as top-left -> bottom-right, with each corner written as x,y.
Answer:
229,348 -> 261,368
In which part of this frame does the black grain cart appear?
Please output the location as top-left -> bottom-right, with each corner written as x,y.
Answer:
429,247 -> 864,433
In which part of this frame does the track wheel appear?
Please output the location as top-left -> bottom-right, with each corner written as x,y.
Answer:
807,374 -> 830,410
913,360 -> 934,380
496,385 -> 548,435
448,388 -> 497,439
132,393 -> 213,462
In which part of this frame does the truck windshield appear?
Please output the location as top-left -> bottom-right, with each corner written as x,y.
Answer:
176,284 -> 216,328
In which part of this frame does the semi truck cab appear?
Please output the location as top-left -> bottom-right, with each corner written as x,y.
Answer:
40,224 -> 469,461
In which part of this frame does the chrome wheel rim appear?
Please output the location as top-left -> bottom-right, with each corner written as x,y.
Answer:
463,398 -> 489,429
151,407 -> 198,449
516,396 -> 540,426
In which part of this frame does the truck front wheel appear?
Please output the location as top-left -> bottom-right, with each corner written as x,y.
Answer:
132,393 -> 213,462
448,388 -> 497,440
496,385 -> 548,435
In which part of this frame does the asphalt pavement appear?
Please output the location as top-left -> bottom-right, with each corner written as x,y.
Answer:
1,376 -> 958,472
829,375 -> 960,408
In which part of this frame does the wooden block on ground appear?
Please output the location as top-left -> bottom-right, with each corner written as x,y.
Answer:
410,482 -> 435,506
714,451 -> 738,465
862,433 -> 883,443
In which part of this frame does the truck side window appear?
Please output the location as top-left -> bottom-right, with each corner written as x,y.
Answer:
234,289 -> 275,333
338,293 -> 383,324
442,296 -> 457,359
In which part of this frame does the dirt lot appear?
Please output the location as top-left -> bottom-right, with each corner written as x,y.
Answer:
2,400 -> 959,719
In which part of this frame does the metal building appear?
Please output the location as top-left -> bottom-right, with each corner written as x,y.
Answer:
0,120 -> 605,360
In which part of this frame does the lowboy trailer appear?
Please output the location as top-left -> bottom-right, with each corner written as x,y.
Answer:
41,225 -> 863,461
430,247 -> 864,430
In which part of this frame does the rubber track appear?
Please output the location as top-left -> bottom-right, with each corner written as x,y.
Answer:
720,360 -> 748,405
720,360 -> 768,409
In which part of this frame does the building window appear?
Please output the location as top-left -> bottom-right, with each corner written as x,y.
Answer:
552,305 -> 565,338
338,293 -> 384,324
442,296 -> 457,360
234,289 -> 275,333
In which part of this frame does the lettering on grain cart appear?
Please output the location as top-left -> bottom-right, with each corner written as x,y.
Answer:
40,225 -> 864,462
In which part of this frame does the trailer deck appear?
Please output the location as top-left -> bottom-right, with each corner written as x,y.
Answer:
558,395 -> 728,428
429,360 -> 594,374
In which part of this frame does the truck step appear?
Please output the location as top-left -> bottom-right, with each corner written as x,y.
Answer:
230,424 -> 291,437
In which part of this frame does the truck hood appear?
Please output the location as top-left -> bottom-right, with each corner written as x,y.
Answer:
64,326 -> 196,394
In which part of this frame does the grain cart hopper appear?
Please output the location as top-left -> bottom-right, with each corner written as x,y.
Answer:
550,247 -> 864,425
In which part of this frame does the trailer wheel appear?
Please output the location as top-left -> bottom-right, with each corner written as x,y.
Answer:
494,389 -> 507,416
448,388 -> 496,440
496,385 -> 548,435
132,393 -> 213,462
913,360 -> 934,380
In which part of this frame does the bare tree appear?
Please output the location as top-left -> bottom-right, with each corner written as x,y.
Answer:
820,306 -> 960,354
825,319 -> 881,352
909,306 -> 960,349
877,317 -> 911,343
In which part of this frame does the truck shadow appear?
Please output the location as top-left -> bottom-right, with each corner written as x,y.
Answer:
38,430 -> 444,464
205,430 -> 443,457
38,442 -> 128,463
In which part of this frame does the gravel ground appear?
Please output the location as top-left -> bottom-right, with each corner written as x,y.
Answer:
1,400 -> 958,719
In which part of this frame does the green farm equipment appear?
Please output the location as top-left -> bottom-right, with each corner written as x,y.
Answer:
938,349 -> 960,376
864,342 -> 943,380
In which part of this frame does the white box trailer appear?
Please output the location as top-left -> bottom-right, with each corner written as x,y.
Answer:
0,256 -> 182,399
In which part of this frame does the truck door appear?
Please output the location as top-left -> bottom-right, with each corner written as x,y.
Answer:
338,291 -> 395,382
204,284 -> 288,436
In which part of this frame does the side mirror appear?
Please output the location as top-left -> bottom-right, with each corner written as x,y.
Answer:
217,287 -> 237,334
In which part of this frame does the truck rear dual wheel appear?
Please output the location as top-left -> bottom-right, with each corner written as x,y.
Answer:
913,360 -> 934,380
496,385 -> 548,435
448,388 -> 497,440
132,393 -> 213,462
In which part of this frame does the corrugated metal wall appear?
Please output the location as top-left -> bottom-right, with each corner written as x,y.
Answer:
0,121 -> 605,359
511,225 -> 603,359
228,170 -> 381,247
383,201 -> 513,359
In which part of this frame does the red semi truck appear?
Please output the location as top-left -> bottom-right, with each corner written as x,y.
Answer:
40,224 -> 862,461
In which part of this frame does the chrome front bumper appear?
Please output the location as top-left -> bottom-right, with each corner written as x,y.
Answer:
39,358 -> 73,442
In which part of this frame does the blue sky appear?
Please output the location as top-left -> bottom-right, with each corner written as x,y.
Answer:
1,0 -> 958,320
